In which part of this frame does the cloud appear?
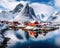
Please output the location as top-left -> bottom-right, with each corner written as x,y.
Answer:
31,3 -> 54,15
0,0 -> 16,2
55,0 -> 60,8
0,0 -> 19,10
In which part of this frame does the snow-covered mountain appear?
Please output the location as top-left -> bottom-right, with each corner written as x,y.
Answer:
0,11 -> 14,21
0,2 -> 55,22
52,12 -> 60,22
10,3 -> 24,14
0,3 -> 37,22
14,3 -> 37,22
0,3 -> 26,21
0,3 -> 23,21
47,11 -> 60,22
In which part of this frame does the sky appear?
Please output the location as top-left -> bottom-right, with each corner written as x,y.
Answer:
16,0 -> 51,2
0,0 -> 60,10
0,0 -> 55,11
16,0 -> 54,6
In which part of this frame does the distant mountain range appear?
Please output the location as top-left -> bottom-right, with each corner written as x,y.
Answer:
0,3 -> 60,22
